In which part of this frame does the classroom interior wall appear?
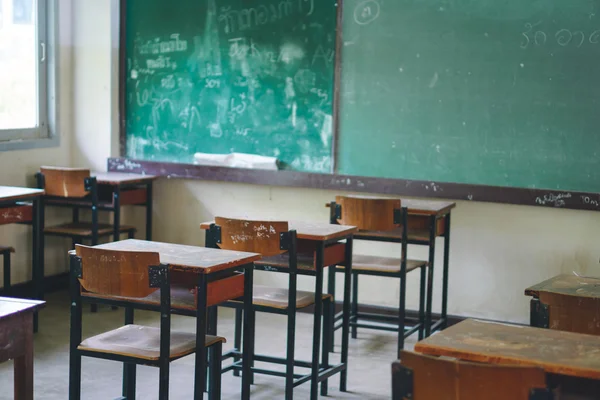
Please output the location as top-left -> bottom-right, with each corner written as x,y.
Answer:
26,0 -> 600,324
0,0 -> 74,286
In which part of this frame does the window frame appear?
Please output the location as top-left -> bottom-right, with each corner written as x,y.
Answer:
0,0 -> 58,150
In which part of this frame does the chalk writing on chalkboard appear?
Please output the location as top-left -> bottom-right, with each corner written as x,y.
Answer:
521,22 -> 600,49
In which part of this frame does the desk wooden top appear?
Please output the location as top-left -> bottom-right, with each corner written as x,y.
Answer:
0,186 -> 44,202
93,239 -> 260,274
200,220 -> 357,242
327,198 -> 455,216
414,319 -> 600,380
525,274 -> 600,299
93,172 -> 157,185
401,199 -> 456,216
0,297 -> 45,320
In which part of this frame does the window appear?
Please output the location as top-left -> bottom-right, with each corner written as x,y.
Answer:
0,0 -> 50,143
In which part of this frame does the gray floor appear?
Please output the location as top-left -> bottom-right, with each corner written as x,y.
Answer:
0,292 -> 415,399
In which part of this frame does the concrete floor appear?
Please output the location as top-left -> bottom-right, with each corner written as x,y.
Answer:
0,292 -> 416,399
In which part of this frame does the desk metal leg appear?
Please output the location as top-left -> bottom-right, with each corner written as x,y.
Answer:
310,244 -> 325,400
113,186 -> 121,242
194,273 -> 208,399
13,313 -> 34,400
441,213 -> 451,330
242,264 -> 254,400
32,198 -> 43,333
425,216 -> 437,337
340,237 -> 353,392
327,265 -> 336,351
146,182 -> 153,240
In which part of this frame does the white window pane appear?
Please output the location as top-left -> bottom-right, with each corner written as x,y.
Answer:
0,0 -> 38,130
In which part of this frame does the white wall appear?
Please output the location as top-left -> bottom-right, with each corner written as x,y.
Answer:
0,0 -> 74,285
67,1 -> 600,325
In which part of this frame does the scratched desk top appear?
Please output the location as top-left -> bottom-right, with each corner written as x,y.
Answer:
525,274 -> 600,299
0,186 -> 44,202
92,239 -> 260,274
414,319 -> 600,380
200,220 -> 357,242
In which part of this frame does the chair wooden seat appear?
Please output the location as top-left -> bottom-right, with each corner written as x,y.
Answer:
45,222 -> 136,237
78,324 -> 224,361
258,252 -> 317,271
83,285 -> 197,310
0,246 -> 15,253
227,285 -> 331,310
354,229 -> 431,243
340,255 -> 426,274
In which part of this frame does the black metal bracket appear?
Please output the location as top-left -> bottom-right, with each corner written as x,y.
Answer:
333,203 -> 342,220
84,176 -> 97,192
393,208 -> 403,225
35,172 -> 45,190
72,256 -> 83,279
392,362 -> 413,399
210,224 -> 222,244
529,388 -> 553,400
530,298 -> 549,329
280,231 -> 291,251
148,265 -> 167,288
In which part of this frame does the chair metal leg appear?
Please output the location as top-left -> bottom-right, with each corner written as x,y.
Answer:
321,296 -> 331,396
327,265 -> 336,351
285,273 -> 297,400
418,266 -> 426,340
233,307 -> 243,377
123,308 -> 136,399
209,342 -> 222,400
205,306 -> 218,393
310,247 -> 325,400
351,272 -> 359,339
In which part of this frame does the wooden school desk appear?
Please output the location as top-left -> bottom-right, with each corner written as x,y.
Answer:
201,220 -> 357,398
90,239 -> 260,400
329,199 -> 455,335
0,297 -> 46,400
41,171 -> 156,241
414,319 -> 600,397
526,274 -> 600,335
0,187 -> 44,331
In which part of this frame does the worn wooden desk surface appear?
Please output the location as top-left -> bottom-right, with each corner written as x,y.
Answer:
200,220 -> 357,242
93,239 -> 260,274
327,198 -> 456,216
0,187 -> 44,203
525,274 -> 600,299
0,297 -> 45,400
92,172 -> 157,185
414,319 -> 600,380
0,297 -> 45,320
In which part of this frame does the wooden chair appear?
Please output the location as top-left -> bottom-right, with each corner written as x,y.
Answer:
205,217 -> 333,400
37,167 -> 136,246
0,246 -> 14,296
329,195 -> 428,353
68,245 -> 225,400
393,351 -> 553,400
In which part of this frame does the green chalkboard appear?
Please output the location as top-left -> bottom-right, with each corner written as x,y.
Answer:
125,0 -> 337,173
338,0 -> 600,192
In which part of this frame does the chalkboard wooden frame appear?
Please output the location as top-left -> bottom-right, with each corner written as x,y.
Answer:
108,158 -> 600,212
117,1 -> 600,212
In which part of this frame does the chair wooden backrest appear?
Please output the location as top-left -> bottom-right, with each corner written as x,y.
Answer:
335,195 -> 401,231
394,351 -> 550,400
214,217 -> 289,257
40,166 -> 91,198
75,245 -> 161,298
